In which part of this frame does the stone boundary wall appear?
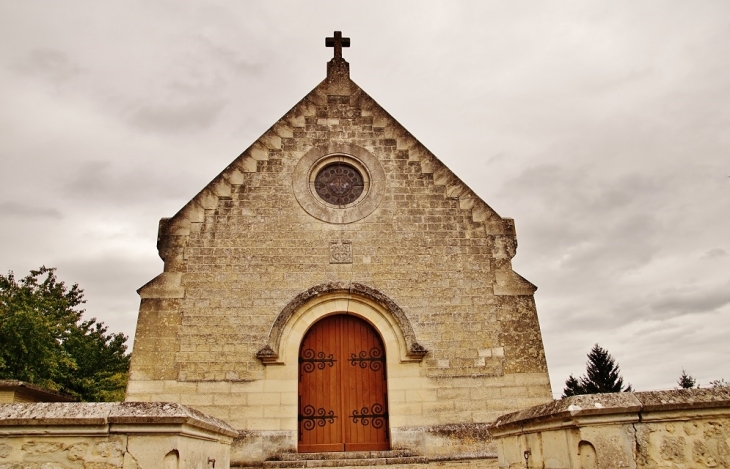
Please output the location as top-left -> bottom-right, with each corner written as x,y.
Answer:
128,372 -> 550,463
0,379 -> 75,403
490,388 -> 730,468
0,401 -> 238,468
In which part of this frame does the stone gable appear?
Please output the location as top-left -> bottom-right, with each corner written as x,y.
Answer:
127,35 -> 551,464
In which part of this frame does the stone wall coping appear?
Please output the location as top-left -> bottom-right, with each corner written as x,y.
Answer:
0,402 -> 117,425
0,401 -> 239,438
634,388 -> 730,411
491,393 -> 642,431
490,388 -> 730,434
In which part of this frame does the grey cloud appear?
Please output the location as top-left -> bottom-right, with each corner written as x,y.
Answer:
560,213 -> 660,274
199,37 -> 263,77
14,48 -> 81,83
128,99 -> 226,133
542,300 -> 643,335
588,175 -> 659,212
0,201 -> 62,219
61,160 -> 195,203
507,164 -> 663,216
539,272 -> 730,356
55,255 -> 162,343
703,248 -> 727,259
59,254 -> 156,303
61,160 -> 109,198
504,165 -> 665,275
649,281 -> 730,316
1,0 -> 729,394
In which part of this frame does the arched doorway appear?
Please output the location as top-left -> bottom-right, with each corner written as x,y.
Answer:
298,314 -> 389,452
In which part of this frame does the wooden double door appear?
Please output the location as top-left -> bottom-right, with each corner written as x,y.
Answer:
298,314 -> 389,452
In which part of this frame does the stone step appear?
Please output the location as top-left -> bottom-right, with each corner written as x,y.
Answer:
261,451 -> 427,468
263,457 -> 428,468
278,450 -> 413,461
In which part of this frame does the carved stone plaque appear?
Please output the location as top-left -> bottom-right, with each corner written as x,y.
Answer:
329,240 -> 352,264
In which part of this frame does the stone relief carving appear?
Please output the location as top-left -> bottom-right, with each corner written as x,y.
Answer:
329,240 -> 352,264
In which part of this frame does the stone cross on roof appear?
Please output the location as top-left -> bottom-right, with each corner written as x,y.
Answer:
326,31 -> 350,59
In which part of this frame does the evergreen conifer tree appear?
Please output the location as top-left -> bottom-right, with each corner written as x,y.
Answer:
562,374 -> 584,397
562,344 -> 632,397
677,369 -> 696,389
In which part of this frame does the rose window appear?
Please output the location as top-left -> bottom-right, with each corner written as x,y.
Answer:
314,163 -> 364,206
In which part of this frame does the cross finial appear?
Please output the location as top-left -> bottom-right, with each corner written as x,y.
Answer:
325,31 -> 350,59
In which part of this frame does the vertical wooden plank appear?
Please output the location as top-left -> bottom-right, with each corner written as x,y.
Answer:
318,321 -> 325,446
365,318 -> 375,445
298,324 -> 308,448
322,318 -> 329,446
353,316 -> 363,446
364,318 -> 373,445
298,316 -> 344,452
344,316 -> 353,445
362,317 -> 371,446
333,315 -> 343,447
299,325 -> 309,448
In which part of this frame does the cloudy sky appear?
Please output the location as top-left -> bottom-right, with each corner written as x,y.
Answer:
1,1 -> 728,397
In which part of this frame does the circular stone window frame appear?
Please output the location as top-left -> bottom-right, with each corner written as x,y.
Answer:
293,143 -> 385,224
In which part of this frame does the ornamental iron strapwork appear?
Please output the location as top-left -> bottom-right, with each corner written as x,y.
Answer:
299,405 -> 337,431
350,403 -> 387,429
299,348 -> 336,373
349,348 -> 385,373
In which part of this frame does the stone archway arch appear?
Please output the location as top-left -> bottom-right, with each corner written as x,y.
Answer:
256,282 -> 427,365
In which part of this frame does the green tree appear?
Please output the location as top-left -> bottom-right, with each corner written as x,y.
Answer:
62,318 -> 130,401
677,369 -> 696,389
562,344 -> 632,398
0,266 -> 130,401
562,374 -> 585,397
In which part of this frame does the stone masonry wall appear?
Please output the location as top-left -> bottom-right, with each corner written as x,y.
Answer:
127,59 -> 551,461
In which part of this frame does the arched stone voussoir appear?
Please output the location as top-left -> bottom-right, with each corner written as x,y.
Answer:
256,282 -> 428,365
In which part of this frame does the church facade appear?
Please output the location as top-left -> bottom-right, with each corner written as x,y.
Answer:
126,32 -> 552,465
